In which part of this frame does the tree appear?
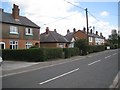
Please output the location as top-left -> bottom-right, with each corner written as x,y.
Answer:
108,33 -> 118,49
74,39 -> 88,55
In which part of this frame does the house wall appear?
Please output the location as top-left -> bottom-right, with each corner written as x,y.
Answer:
74,31 -> 87,40
40,43 -> 67,48
40,43 -> 57,48
0,23 -> 40,49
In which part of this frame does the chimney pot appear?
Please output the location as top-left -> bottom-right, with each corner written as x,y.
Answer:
67,29 -> 70,34
96,31 -> 98,35
83,27 -> 86,32
73,28 -> 76,33
90,29 -> 92,34
54,29 -> 57,32
100,32 -> 103,37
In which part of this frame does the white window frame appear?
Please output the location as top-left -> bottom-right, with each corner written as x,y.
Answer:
0,42 -> 5,49
26,42 -> 33,49
10,41 -> 18,49
89,37 -> 92,42
25,28 -> 33,35
10,26 -> 18,34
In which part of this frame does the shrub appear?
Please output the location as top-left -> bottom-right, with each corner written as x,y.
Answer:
74,39 -> 88,55
88,45 -> 105,53
63,48 -> 79,58
2,48 -> 63,62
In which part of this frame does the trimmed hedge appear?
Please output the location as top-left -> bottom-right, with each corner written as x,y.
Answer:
63,48 -> 79,58
2,48 -> 63,62
88,45 -> 105,53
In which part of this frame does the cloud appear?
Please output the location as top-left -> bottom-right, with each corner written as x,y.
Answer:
100,11 -> 109,17
3,0 -> 117,38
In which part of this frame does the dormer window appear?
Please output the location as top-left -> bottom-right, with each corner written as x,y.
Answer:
25,28 -> 33,35
10,26 -> 18,34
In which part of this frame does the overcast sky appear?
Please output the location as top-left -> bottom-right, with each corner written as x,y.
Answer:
0,0 -> 119,38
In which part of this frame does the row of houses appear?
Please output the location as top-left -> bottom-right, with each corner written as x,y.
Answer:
0,4 -> 106,49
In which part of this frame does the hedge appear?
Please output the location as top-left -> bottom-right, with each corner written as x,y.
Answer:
2,48 -> 63,62
88,45 -> 105,53
63,48 -> 79,58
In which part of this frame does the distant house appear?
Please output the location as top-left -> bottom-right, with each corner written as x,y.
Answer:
65,28 -> 87,48
88,30 -> 105,45
65,27 -> 105,47
0,4 -> 40,49
40,27 -> 69,48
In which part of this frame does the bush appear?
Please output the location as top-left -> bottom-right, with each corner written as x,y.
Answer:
74,39 -> 88,55
63,48 -> 79,58
2,48 -> 63,62
88,45 -> 105,53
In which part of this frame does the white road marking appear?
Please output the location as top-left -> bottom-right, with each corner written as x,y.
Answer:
113,53 -> 117,56
105,55 -> 111,59
39,68 -> 79,85
88,60 -> 101,66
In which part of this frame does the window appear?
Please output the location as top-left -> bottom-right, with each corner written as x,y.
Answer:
0,42 -> 5,49
89,37 -> 92,42
10,41 -> 18,49
25,28 -> 33,35
26,42 -> 32,49
10,26 -> 18,34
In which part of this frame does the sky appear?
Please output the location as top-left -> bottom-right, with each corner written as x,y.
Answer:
0,0 -> 119,39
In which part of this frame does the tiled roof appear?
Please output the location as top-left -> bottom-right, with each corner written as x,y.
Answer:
1,12 -> 40,28
88,33 -> 105,39
40,31 -> 69,43
64,32 -> 74,42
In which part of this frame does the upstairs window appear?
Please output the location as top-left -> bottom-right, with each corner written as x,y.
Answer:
25,28 -> 33,35
10,26 -> 18,34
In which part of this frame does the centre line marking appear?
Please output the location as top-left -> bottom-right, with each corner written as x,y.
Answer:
39,68 -> 79,85
88,60 -> 101,66
105,55 -> 111,59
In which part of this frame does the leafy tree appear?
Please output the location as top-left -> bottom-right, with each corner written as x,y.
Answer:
74,39 -> 88,55
108,33 -> 118,49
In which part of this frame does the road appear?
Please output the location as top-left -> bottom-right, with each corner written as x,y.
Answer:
2,49 -> 119,88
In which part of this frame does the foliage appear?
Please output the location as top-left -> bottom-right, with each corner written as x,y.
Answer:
74,39 -> 88,55
88,45 -> 105,53
2,48 -> 63,62
63,48 -> 79,58
108,33 -> 118,49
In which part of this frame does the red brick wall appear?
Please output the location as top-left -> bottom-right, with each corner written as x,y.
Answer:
1,23 -> 40,49
74,30 -> 87,40
0,39 -> 40,49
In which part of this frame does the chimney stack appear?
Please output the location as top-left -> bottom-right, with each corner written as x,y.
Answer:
54,29 -> 57,32
96,31 -> 98,35
67,29 -> 70,34
73,28 -> 76,33
46,27 -> 49,34
12,4 -> 20,21
100,32 -> 103,37
83,27 -> 86,32
90,29 -> 92,34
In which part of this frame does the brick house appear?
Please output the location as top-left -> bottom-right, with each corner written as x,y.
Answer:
40,27 -> 69,48
65,28 -> 87,47
0,4 -> 40,49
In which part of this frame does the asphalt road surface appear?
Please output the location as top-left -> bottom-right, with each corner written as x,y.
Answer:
2,49 -> 119,88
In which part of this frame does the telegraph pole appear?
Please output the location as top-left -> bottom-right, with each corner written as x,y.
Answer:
85,8 -> 89,45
